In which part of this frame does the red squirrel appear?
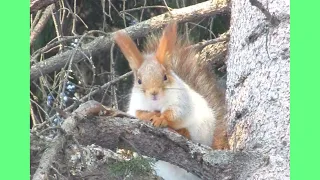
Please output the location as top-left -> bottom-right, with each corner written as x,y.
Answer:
114,22 -> 229,150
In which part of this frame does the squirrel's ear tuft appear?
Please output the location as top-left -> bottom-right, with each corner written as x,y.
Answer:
156,21 -> 177,65
114,30 -> 143,70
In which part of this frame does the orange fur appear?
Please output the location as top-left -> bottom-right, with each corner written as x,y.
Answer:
153,23 -> 229,150
136,110 -> 161,121
113,30 -> 143,70
136,109 -> 190,139
156,22 -> 177,65
114,22 -> 229,150
150,109 -> 174,127
212,125 -> 229,149
150,109 -> 191,138
174,129 -> 191,139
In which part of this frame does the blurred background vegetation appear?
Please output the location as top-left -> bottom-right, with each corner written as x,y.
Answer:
30,0 -> 230,128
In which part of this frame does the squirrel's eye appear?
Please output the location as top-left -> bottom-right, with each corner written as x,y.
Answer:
138,79 -> 142,84
164,75 -> 167,81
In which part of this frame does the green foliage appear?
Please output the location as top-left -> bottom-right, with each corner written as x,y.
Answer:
108,156 -> 155,178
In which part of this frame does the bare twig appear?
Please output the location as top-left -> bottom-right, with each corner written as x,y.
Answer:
189,21 -> 216,38
31,9 -> 44,31
101,0 -> 107,31
58,31 -> 106,109
38,126 -> 65,136
54,107 -> 70,119
30,102 -> 39,125
50,165 -> 68,180
51,10 -> 64,51
31,0 -> 230,81
30,0 -> 58,13
110,43 -> 118,109
72,0 -> 78,35
71,136 -> 87,169
162,0 -> 173,15
99,82 -> 111,105
209,16 -> 216,39
30,4 -> 55,46
189,35 -> 229,52
64,71 -> 133,112
31,35 -> 87,59
108,0 -> 113,21
56,7 -> 88,30
182,0 -> 189,40
59,0 -> 66,26
31,120 -> 50,132
120,5 -> 172,14
62,0 -> 85,34
139,0 -> 147,22
30,99 -> 50,120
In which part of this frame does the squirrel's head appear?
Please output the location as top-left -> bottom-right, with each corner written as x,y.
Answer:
114,22 -> 177,101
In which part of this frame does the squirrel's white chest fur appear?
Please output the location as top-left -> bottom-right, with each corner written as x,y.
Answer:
127,72 -> 215,146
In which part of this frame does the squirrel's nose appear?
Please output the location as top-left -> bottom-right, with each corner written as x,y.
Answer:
150,90 -> 159,101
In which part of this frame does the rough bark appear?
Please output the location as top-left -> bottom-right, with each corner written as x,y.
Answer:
75,117 -> 267,180
226,0 -> 290,179
31,101 -> 105,180
31,100 -> 267,180
30,4 -> 55,46
30,0 -> 230,81
30,0 -> 58,13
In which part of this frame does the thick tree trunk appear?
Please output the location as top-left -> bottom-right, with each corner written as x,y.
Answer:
226,0 -> 290,179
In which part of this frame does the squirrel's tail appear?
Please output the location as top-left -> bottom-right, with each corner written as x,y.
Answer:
154,160 -> 201,180
173,36 -> 229,150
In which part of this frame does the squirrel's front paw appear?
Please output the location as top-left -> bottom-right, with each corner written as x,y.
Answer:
150,116 -> 168,127
136,111 -> 161,121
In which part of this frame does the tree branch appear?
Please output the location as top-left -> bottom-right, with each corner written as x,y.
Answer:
30,0 -> 58,13
30,4 -> 55,46
63,71 -> 133,112
30,0 -> 230,81
76,116 -> 267,180
189,32 -> 229,52
31,100 -> 266,180
31,100 -> 105,180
